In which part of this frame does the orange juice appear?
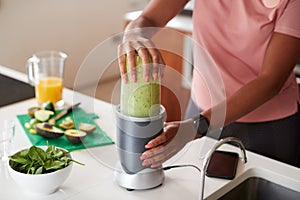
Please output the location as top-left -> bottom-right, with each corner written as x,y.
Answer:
35,77 -> 63,104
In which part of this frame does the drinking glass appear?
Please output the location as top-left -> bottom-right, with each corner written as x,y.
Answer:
26,51 -> 67,105
0,120 -> 15,161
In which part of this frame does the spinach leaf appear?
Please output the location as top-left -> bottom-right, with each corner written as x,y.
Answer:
35,166 -> 43,174
28,146 -> 46,166
9,157 -> 28,165
8,145 -> 84,174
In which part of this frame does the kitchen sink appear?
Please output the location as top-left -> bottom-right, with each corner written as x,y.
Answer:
218,177 -> 300,200
207,168 -> 300,200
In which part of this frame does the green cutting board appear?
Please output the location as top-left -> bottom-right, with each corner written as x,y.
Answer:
17,108 -> 114,151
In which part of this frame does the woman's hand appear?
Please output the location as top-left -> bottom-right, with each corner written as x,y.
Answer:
118,28 -> 165,83
117,0 -> 189,83
140,118 -> 198,168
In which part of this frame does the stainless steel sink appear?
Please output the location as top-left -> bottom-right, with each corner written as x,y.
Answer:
218,177 -> 300,200
206,168 -> 300,200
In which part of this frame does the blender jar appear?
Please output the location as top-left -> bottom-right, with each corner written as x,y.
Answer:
120,55 -> 160,117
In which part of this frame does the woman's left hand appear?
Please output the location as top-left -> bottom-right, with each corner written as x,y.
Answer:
140,119 -> 198,168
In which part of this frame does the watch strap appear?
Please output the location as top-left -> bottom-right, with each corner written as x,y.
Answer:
193,114 -> 210,136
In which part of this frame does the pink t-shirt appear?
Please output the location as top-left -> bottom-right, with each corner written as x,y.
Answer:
191,0 -> 300,122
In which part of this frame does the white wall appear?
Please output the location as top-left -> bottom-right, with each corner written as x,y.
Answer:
128,0 -> 149,11
0,0 -> 128,88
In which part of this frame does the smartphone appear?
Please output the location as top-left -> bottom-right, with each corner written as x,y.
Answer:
205,150 -> 239,180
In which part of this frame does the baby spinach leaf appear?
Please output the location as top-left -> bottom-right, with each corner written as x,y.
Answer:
19,149 -> 29,157
35,166 -> 43,174
45,160 -> 65,170
28,146 -> 46,166
9,157 -> 28,165
8,145 -> 84,174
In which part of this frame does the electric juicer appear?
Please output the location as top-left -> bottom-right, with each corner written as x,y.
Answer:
114,56 -> 165,190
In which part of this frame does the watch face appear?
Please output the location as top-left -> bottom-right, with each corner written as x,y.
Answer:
198,116 -> 209,135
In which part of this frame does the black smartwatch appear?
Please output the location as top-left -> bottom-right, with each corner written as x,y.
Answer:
193,114 -> 210,136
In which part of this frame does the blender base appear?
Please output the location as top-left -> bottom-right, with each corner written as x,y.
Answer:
114,163 -> 165,191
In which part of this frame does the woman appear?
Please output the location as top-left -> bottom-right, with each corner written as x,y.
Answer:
118,0 -> 300,167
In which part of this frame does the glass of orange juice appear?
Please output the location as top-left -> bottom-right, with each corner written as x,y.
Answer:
26,51 -> 67,105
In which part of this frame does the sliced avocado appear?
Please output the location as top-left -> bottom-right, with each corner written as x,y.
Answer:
65,129 -> 87,144
59,117 -> 74,130
35,123 -> 64,138
59,123 -> 74,130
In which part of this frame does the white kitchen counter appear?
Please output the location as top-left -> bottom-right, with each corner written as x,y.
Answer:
1,66 -> 300,200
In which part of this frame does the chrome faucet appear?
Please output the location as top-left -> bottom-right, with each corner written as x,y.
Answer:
199,137 -> 248,200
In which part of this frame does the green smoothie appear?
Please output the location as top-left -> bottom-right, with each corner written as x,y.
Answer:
121,55 -> 160,117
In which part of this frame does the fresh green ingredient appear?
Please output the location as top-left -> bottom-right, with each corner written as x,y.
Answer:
79,122 -> 96,134
126,83 -> 160,117
48,118 -> 56,126
24,122 -> 31,129
30,118 -> 39,125
29,129 -> 37,134
35,123 -> 64,138
65,129 -> 87,144
43,101 -> 55,112
26,106 -> 56,134
24,118 -> 39,129
24,118 -> 39,134
27,107 -> 41,118
34,110 -> 54,122
9,145 -> 84,174
59,117 -> 74,130
121,55 -> 160,117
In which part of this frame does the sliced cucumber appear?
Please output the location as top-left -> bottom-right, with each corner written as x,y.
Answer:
27,107 -> 41,118
34,110 -> 54,122
30,118 -> 39,125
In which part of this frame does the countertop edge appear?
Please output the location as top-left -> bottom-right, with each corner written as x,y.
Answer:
0,65 -> 28,83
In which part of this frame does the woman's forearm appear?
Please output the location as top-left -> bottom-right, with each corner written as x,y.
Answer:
126,0 -> 189,30
202,33 -> 300,129
202,74 -> 284,129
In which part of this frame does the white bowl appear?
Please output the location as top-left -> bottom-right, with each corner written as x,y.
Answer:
8,146 -> 73,195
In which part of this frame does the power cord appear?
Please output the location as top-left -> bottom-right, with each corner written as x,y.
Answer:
163,164 -> 202,173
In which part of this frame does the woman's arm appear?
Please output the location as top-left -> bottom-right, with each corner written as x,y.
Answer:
141,32 -> 300,168
126,0 -> 190,30
118,0 -> 189,83
202,32 -> 300,129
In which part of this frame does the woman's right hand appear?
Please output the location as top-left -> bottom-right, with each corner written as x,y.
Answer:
140,118 -> 198,168
117,28 -> 165,83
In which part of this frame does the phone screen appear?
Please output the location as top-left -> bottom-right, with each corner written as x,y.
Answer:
205,150 -> 239,180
